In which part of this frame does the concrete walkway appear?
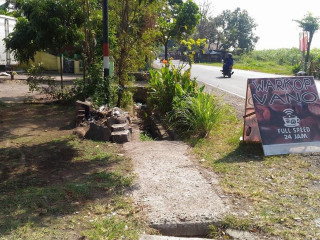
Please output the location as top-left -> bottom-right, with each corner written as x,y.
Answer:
123,140 -> 229,237
140,235 -> 212,240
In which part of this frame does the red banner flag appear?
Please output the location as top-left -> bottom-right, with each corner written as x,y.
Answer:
299,32 -> 308,52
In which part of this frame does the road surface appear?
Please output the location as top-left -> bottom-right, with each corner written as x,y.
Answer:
190,64 -> 289,99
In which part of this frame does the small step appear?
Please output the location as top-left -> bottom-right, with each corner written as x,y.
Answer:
111,123 -> 129,132
140,235 -> 212,240
111,130 -> 131,143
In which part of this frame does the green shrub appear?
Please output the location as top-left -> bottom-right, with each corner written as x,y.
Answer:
26,63 -> 55,93
292,64 -> 302,75
170,92 -> 223,138
148,66 -> 203,114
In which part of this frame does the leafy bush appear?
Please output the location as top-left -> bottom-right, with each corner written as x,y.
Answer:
26,63 -> 55,93
26,63 -> 76,103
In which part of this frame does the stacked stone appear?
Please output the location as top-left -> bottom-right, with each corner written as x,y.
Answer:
76,103 -> 132,143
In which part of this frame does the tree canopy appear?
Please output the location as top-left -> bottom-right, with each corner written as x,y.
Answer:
5,0 -> 85,86
109,0 -> 159,106
157,0 -> 200,60
215,8 -> 258,53
192,6 -> 258,54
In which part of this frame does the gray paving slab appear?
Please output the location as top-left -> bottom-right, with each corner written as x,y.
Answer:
124,140 -> 229,236
140,235 -> 213,240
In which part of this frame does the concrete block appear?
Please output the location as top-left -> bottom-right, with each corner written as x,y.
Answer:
111,123 -> 129,132
85,122 -> 111,141
111,130 -> 131,143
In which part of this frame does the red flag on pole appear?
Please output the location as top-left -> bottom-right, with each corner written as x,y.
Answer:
299,32 -> 308,52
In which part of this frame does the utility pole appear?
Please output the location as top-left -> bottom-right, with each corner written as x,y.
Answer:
102,0 -> 110,104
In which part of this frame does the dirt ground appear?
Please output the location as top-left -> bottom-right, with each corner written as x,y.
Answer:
0,78 -> 262,239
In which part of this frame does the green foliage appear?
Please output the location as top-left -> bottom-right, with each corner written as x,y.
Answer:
157,0 -> 200,59
110,0 -> 159,106
220,215 -> 254,231
148,65 -> 202,114
180,38 -> 207,66
25,63 -> 76,102
74,62 -> 118,107
241,48 -> 302,66
139,133 -> 154,141
292,64 -> 302,75
170,92 -> 223,138
5,0 -> 85,62
4,17 -> 39,63
294,13 -> 320,71
148,64 -> 223,138
213,8 -> 258,53
174,0 -> 201,38
26,63 -> 51,92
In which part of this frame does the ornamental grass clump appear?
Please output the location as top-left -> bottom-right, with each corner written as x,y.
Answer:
148,66 -> 203,114
170,92 -> 223,138
149,65 -> 224,138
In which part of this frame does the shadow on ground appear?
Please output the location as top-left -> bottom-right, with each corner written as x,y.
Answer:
0,103 -> 128,237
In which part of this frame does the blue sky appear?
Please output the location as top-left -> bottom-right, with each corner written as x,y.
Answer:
195,0 -> 320,50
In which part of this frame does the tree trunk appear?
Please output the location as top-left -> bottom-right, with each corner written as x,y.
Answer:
116,0 -> 130,107
117,84 -> 123,107
304,32 -> 314,72
59,53 -> 64,89
83,58 -> 87,85
164,40 -> 168,60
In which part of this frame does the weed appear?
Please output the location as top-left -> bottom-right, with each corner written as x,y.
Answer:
139,133 -> 153,141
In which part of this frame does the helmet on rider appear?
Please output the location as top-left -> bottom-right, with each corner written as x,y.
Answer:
227,53 -> 233,58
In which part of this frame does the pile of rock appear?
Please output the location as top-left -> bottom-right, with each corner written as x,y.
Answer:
75,100 -> 132,143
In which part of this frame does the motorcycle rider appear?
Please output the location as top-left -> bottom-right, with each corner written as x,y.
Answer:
223,53 -> 234,72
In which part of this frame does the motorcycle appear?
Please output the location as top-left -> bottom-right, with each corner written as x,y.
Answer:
221,66 -> 234,78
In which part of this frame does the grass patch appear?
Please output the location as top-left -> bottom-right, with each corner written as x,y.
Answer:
0,103 -> 149,239
200,60 -> 293,75
139,132 -> 154,141
193,117 -> 320,239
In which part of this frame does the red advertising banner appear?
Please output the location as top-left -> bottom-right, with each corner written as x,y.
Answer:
245,76 -> 320,156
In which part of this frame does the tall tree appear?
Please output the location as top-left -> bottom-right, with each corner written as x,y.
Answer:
294,12 -> 320,72
193,0 -> 211,39
109,0 -> 158,106
214,8 -> 258,54
5,0 -> 85,88
157,0 -> 200,60
80,0 -> 102,85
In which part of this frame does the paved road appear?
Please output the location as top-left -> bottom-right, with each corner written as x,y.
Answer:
190,64 -> 289,99
156,60 -> 320,99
